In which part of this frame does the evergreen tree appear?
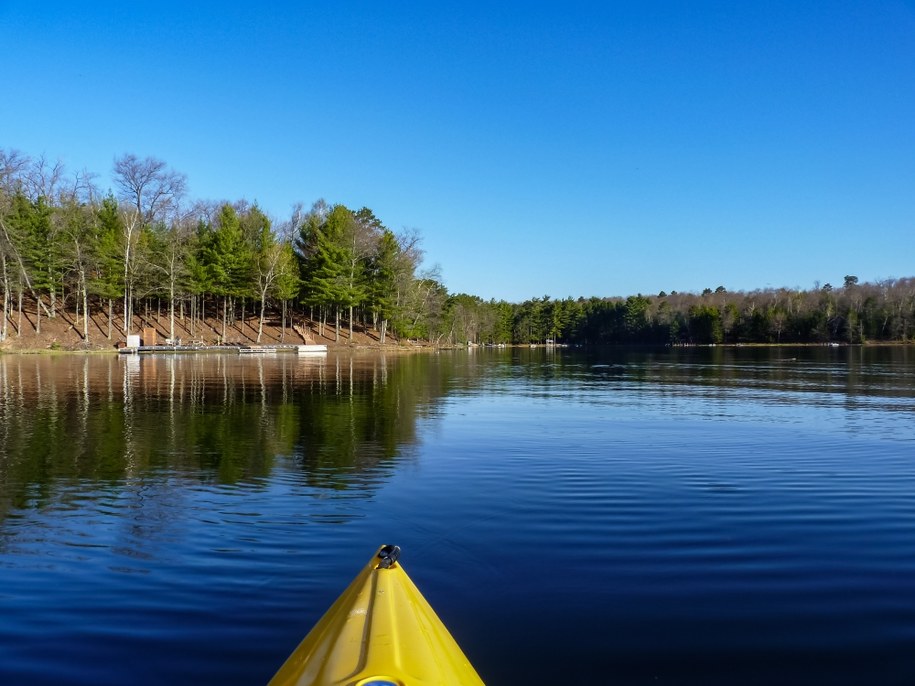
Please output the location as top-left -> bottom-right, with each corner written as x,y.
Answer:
202,204 -> 255,341
90,195 -> 126,338
366,229 -> 400,344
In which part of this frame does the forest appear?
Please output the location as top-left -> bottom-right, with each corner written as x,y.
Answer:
1,149 -> 913,349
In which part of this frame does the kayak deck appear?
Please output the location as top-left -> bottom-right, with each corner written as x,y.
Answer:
269,545 -> 485,686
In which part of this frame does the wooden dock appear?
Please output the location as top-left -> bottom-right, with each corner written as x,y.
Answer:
118,344 -> 308,355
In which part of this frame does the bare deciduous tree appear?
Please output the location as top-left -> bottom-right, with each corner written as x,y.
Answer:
113,154 -> 187,225
22,155 -> 65,203
0,149 -> 30,193
113,155 -> 187,335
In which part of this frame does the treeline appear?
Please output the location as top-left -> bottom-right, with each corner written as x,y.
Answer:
2,149 -> 913,348
446,278 -> 915,345
0,150 -> 446,345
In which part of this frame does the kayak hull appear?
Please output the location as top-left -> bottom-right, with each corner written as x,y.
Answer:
269,546 -> 485,686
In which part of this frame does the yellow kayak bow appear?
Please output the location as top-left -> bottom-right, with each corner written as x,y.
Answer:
269,545 -> 485,686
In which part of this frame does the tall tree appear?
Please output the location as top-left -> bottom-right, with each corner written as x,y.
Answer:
118,206 -> 144,335
113,154 -> 186,334
248,209 -> 291,343
366,229 -> 401,344
202,204 -> 254,341
386,228 -> 424,340
272,243 -> 300,341
346,208 -> 386,334
90,196 -> 125,339
148,216 -> 196,343
308,205 -> 353,342
56,194 -> 96,342
0,192 -> 57,332
293,199 -> 330,333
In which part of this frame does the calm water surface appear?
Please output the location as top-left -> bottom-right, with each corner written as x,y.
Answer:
1,347 -> 915,684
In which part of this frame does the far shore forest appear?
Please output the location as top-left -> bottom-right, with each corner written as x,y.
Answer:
1,150 -> 914,350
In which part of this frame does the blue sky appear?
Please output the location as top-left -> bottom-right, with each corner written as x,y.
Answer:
3,1 -> 914,302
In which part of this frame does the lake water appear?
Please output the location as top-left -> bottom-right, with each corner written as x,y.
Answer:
1,346 -> 915,685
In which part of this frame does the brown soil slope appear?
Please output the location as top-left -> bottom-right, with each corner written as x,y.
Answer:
0,303 -> 408,352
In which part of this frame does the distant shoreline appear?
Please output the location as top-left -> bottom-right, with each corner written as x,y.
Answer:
5,340 -> 912,356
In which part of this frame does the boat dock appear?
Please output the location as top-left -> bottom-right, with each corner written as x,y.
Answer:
119,343 -> 327,355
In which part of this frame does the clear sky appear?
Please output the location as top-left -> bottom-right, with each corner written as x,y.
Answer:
3,1 -> 914,302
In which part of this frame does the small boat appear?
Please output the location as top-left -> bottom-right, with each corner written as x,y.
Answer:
297,344 -> 328,354
269,545 -> 485,685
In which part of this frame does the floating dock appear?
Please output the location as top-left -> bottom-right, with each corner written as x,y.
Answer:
119,343 -> 327,355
